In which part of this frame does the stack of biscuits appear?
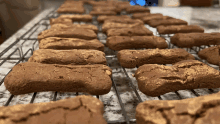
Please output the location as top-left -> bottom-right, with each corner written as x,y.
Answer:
1,0 -> 220,124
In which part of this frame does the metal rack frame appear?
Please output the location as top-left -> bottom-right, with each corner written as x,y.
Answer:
0,4 -> 219,124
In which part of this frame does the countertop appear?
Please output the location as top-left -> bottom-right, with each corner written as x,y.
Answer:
0,5 -> 220,123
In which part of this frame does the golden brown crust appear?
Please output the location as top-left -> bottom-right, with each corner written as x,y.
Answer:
143,15 -> 174,24
132,13 -> 160,19
126,5 -> 150,13
148,18 -> 188,27
58,14 -> 93,22
50,18 -> 72,25
198,45 -> 220,65
39,37 -> 104,51
102,22 -> 142,33
157,25 -> 204,34
134,60 -> 220,97
104,18 -> 144,25
136,92 -> 220,124
97,15 -> 130,23
50,23 -> 98,33
117,48 -> 195,68
106,36 -> 168,51
89,11 -> 117,16
106,25 -> 153,37
4,62 -> 112,95
28,49 -> 107,65
37,28 -> 97,41
171,33 -> 220,48
0,95 -> 107,124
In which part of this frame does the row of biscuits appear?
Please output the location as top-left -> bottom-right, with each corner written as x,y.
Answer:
1,1 -> 220,124
0,1 -> 117,123
97,3 -> 220,124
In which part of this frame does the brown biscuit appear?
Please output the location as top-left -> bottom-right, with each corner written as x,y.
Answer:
0,95 -> 107,124
93,6 -> 117,12
28,49 -> 107,65
104,18 -> 144,25
132,13 -> 161,19
88,1 -> 117,6
50,18 -> 73,25
116,3 -> 131,12
117,48 -> 195,68
102,22 -> 142,33
157,25 -> 204,34
198,45 -> 220,65
58,14 -> 93,22
4,62 -> 112,95
143,15 -> 173,24
37,28 -> 97,41
39,37 -> 104,51
97,15 -> 130,23
171,33 -> 220,48
148,18 -> 188,27
57,7 -> 85,14
136,92 -> 220,124
134,60 -> 220,97
106,36 -> 168,51
106,25 -> 153,37
50,23 -> 98,33
126,5 -> 150,13
89,11 -> 117,16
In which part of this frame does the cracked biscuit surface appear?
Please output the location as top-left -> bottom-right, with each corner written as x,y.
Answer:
106,25 -> 153,37
117,48 -> 195,68
28,49 -> 107,65
157,25 -> 204,34
171,33 -> 220,48
134,60 -> 220,97
37,28 -> 97,41
198,45 -> 220,65
4,62 -> 112,95
97,15 -> 130,23
0,95 -> 107,124
148,18 -> 188,27
136,92 -> 220,124
102,22 -> 142,33
39,37 -> 104,51
106,36 -> 168,51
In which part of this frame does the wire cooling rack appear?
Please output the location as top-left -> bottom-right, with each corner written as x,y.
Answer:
0,3 -> 219,124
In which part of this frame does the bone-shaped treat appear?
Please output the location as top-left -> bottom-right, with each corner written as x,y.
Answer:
4,62 -> 112,95
134,60 -> 220,97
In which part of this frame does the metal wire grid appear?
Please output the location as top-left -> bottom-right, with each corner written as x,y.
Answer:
0,5 -> 219,124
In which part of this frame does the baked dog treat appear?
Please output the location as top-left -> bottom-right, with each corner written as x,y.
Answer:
38,28 -> 97,41
132,13 -> 161,19
97,15 -> 130,23
4,62 -> 112,95
104,18 -> 144,25
134,60 -> 220,97
89,11 -> 117,16
106,25 -> 153,37
102,22 -> 142,33
136,92 -> 220,124
118,48 -> 195,68
157,25 -> 204,34
57,14 -> 93,22
106,36 -> 168,51
126,5 -> 150,13
39,37 -> 104,51
143,15 -> 174,24
50,18 -> 72,26
28,49 -> 107,65
57,7 -> 85,14
50,24 -> 98,33
198,45 -> 220,65
0,95 -> 107,124
93,6 -> 117,12
171,33 -> 220,48
148,18 -> 188,27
